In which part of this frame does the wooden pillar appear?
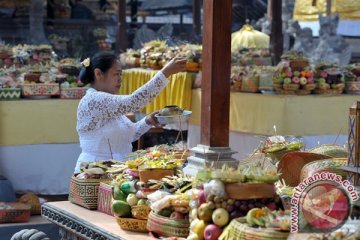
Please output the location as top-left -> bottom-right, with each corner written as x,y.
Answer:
200,0 -> 232,147
130,0 -> 138,27
270,0 -> 283,64
192,0 -> 201,38
117,0 -> 128,52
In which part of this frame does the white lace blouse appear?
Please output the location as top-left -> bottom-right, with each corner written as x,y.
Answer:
74,71 -> 169,173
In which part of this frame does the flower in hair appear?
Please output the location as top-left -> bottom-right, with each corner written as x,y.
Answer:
81,58 -> 90,67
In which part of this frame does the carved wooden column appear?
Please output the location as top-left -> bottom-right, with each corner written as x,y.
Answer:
184,0 -> 237,176
270,0 -> 283,64
117,0 -> 128,52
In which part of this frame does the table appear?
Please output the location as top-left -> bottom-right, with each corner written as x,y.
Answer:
41,201 -> 153,240
190,89 -> 360,136
120,68 -> 196,114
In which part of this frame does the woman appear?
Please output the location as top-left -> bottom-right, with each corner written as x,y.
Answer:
75,52 -> 186,172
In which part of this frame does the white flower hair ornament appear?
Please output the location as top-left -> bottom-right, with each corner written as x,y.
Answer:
81,58 -> 91,68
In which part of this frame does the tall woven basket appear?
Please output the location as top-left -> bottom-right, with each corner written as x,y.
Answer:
147,211 -> 190,238
69,176 -> 110,210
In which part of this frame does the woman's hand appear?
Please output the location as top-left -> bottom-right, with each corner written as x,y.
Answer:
145,111 -> 163,127
161,56 -> 187,78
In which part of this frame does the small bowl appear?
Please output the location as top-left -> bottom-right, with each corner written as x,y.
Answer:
155,110 -> 192,125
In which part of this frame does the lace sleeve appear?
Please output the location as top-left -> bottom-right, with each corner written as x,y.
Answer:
131,118 -> 151,142
77,71 -> 168,132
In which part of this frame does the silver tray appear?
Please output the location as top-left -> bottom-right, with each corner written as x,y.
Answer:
155,110 -> 192,125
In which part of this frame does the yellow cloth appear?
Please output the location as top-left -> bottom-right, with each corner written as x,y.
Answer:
1,91 -> 359,146
0,99 -> 79,146
120,68 -> 195,114
231,24 -> 270,52
293,0 -> 360,21
190,89 -> 358,136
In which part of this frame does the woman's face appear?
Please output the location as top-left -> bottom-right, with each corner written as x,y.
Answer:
96,61 -> 122,94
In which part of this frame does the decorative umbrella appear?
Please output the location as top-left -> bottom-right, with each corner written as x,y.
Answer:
231,24 -> 270,52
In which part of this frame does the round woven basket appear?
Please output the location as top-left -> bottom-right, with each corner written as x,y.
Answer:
131,205 -> 151,220
219,218 -> 289,240
147,211 -> 190,238
278,152 -> 331,187
300,158 -> 348,182
116,217 -> 148,232
283,83 -> 300,91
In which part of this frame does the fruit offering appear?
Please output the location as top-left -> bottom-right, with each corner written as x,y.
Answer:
76,161 -> 126,179
246,207 -> 291,231
260,135 -> 304,162
158,105 -> 184,116
314,63 -> 344,94
273,51 -> 316,95
187,178 -> 284,240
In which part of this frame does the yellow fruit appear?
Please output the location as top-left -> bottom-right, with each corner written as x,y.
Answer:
193,220 -> 207,240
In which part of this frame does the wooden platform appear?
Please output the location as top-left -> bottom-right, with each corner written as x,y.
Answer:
41,201 -> 153,240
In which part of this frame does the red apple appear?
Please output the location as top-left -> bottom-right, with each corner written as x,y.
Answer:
170,211 -> 184,219
198,190 -> 207,205
204,224 -> 222,240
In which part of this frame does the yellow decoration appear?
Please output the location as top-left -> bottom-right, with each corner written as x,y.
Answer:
231,24 -> 270,52
120,69 -> 195,114
294,0 -> 360,21
81,57 -> 90,67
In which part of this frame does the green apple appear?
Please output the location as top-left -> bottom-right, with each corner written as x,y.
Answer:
317,78 -> 326,84
283,78 -> 291,84
293,71 -> 300,77
212,208 -> 229,227
126,193 -> 138,206
137,199 -> 147,206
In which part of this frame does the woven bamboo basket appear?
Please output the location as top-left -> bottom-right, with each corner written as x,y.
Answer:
303,83 -> 317,91
60,87 -> 87,99
22,83 -> 60,97
0,202 -> 31,223
219,218 -> 289,240
345,81 -> 360,94
97,182 -> 113,216
296,89 -> 311,95
116,217 -> 148,232
283,83 -> 300,91
147,211 -> 190,238
278,152 -> 331,187
69,176 -> 110,210
225,182 -> 275,200
300,158 -> 348,182
314,83 -> 345,95
289,59 -> 309,69
131,205 -> 151,220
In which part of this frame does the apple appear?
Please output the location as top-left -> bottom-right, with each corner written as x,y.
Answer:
198,203 -> 213,222
198,190 -> 207,206
187,233 -> 200,240
126,193 -> 138,207
293,71 -> 300,77
300,77 -> 307,85
137,199 -> 147,205
193,220 -> 207,240
204,224 -> 223,240
170,211 -> 185,219
283,77 -> 291,84
317,78 -> 326,84
212,208 -> 229,227
292,77 -> 300,84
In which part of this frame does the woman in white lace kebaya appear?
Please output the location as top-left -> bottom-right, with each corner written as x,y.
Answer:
75,52 -> 186,172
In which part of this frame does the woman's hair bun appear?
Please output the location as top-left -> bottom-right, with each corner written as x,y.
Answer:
78,53 -> 118,85
79,63 -> 94,85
